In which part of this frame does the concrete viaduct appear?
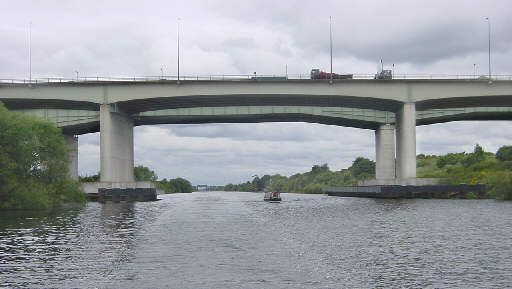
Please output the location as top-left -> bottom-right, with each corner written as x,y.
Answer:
1,79 -> 511,187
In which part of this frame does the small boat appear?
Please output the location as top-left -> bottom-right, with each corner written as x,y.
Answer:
264,191 -> 281,202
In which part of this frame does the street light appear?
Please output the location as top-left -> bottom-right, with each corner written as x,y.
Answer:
29,22 -> 32,83
75,70 -> 79,81
473,63 -> 477,78
485,17 -> 491,81
177,18 -> 181,84
329,16 -> 333,84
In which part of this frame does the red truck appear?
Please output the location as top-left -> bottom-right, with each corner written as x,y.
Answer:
310,69 -> 353,80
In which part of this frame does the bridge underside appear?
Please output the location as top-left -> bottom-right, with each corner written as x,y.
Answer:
9,105 -> 512,135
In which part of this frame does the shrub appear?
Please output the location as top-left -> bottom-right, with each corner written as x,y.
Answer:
496,146 -> 512,162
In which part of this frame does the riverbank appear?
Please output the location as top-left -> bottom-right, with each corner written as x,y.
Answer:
223,145 -> 512,199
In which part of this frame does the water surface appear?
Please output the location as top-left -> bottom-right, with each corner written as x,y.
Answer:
1,192 -> 511,288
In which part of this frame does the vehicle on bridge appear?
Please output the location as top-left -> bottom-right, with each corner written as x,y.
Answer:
374,70 -> 392,80
311,69 -> 353,80
264,191 -> 281,202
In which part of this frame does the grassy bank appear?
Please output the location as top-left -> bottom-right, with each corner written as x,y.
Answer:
224,145 -> 512,199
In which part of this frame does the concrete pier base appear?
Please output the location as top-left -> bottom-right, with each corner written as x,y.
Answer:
82,182 -> 157,202
358,178 -> 440,186
323,184 -> 486,199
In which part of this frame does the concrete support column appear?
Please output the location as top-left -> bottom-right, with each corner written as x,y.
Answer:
100,104 -> 134,183
396,102 -> 416,180
375,124 -> 395,179
64,134 -> 78,180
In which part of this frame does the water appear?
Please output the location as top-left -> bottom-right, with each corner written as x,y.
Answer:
1,192 -> 512,288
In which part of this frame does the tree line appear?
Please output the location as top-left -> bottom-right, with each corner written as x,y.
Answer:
79,165 -> 194,194
223,157 -> 376,194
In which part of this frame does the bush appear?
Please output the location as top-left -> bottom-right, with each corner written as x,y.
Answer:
488,172 -> 512,200
496,146 -> 512,162
302,183 -> 325,194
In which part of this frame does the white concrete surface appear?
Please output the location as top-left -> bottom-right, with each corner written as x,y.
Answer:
100,104 -> 134,183
64,134 -> 78,180
396,102 -> 417,180
375,124 -> 396,179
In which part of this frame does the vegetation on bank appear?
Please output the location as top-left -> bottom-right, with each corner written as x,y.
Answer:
223,158 -> 376,194
224,144 -> 512,200
0,102 -> 85,210
417,144 -> 512,200
79,165 -> 193,194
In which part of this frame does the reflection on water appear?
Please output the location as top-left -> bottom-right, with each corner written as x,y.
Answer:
1,192 -> 512,288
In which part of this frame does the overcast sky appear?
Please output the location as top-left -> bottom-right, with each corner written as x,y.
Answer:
2,0 -> 512,185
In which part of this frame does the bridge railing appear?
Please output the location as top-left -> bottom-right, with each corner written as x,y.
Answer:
2,74 -> 512,84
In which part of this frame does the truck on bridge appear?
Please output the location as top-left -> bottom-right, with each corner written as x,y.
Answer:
311,69 -> 353,80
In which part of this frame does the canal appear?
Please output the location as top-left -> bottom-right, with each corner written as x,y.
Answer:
1,192 -> 512,288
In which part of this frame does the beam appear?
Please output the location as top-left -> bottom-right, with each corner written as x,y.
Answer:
100,104 -> 134,183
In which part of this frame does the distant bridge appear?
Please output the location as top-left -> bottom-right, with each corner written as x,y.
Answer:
1,77 -> 511,186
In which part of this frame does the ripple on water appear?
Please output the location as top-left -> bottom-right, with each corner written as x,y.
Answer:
1,193 -> 512,288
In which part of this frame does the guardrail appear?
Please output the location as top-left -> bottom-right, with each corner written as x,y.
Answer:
1,74 -> 512,84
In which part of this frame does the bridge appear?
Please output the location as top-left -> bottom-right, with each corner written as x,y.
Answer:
1,77 -> 511,190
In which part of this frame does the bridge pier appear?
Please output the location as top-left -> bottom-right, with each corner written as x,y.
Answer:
375,124 -> 396,180
64,134 -> 78,180
396,102 -> 416,181
100,104 -> 134,183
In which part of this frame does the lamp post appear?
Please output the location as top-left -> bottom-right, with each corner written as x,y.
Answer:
177,18 -> 181,83
29,22 -> 32,83
329,16 -> 333,84
473,63 -> 477,78
75,70 -> 79,81
485,17 -> 491,80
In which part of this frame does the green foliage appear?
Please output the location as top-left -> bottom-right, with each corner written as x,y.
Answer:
0,102 -> 85,210
349,157 -> 375,180
461,144 -> 485,167
496,145 -> 512,162
223,159 -> 372,194
489,172 -> 512,200
157,177 -> 193,194
418,145 -> 512,200
303,183 -> 325,194
79,173 -> 100,182
134,165 -> 158,182
436,153 -> 465,168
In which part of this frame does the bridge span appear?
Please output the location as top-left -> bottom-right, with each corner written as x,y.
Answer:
1,78 -> 511,187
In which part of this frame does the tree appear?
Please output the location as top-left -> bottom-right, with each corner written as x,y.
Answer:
169,177 -> 193,193
496,145 -> 512,162
462,144 -> 485,167
0,102 -> 84,210
79,173 -> 100,182
311,164 -> 329,174
349,157 -> 375,180
134,165 -> 158,182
